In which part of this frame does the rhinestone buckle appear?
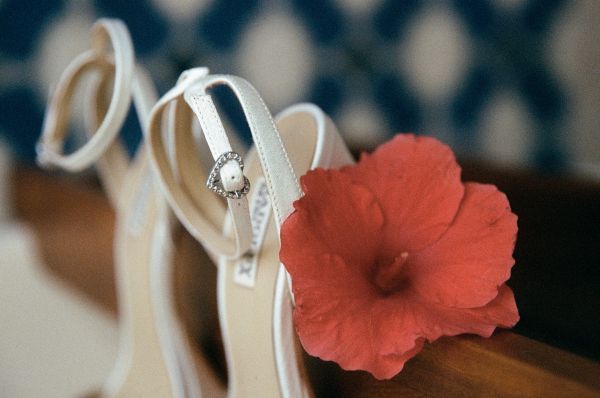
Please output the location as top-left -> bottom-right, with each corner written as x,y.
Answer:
207,151 -> 250,199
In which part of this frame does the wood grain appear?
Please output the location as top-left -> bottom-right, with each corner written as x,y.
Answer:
331,332 -> 600,397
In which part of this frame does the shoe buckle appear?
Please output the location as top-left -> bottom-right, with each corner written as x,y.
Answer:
207,151 -> 250,199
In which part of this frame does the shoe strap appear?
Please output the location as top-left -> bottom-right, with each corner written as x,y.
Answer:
184,75 -> 310,398
37,19 -> 134,173
86,60 -> 158,208
146,69 -> 252,259
185,75 -> 301,231
37,18 -> 158,208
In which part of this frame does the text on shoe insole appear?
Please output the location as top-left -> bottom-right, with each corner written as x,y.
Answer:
234,178 -> 271,288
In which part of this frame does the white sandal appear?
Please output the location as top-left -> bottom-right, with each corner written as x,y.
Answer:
146,74 -> 354,397
36,18 -> 222,398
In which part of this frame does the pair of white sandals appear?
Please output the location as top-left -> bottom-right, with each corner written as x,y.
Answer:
37,19 -> 353,397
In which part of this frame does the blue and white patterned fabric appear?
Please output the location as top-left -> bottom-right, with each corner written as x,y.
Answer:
0,0 -> 598,173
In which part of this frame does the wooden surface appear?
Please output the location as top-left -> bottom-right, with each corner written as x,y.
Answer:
328,332 -> 600,397
13,166 -> 117,312
461,158 -> 600,361
12,165 -> 600,397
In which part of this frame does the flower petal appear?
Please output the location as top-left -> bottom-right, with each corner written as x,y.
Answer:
407,183 -> 518,308
290,253 -> 424,380
290,254 -> 378,368
342,134 -> 464,255
281,168 -> 384,275
413,284 -> 519,341
367,338 -> 426,380
293,280 -> 518,380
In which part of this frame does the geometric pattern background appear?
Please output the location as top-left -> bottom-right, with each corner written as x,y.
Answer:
1,0 -> 599,173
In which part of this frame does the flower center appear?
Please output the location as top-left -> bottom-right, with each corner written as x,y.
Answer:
372,252 -> 411,296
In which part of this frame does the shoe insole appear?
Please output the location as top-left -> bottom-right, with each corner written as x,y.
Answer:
103,151 -> 176,397
106,150 -> 227,398
218,111 -> 318,397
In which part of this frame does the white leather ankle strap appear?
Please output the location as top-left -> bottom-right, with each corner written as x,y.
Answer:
37,18 -> 134,173
85,61 -> 158,208
146,69 -> 252,259
185,75 -> 301,230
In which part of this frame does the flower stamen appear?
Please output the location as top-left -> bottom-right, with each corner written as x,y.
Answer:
373,252 -> 410,295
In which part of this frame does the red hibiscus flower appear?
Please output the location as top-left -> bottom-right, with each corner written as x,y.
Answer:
280,134 -> 519,380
